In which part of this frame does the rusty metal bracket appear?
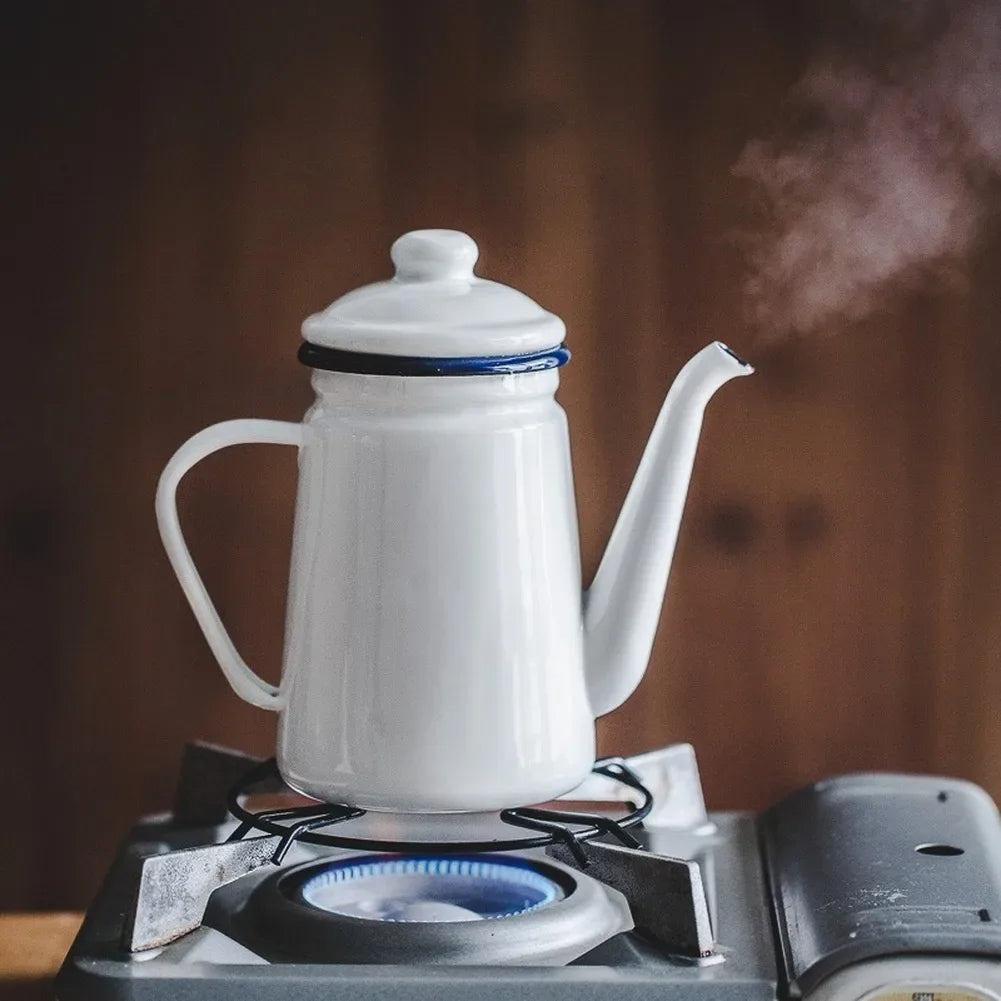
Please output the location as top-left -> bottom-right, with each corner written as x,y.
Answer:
124,836 -> 281,951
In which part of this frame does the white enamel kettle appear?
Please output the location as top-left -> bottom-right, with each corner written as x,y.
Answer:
156,229 -> 751,812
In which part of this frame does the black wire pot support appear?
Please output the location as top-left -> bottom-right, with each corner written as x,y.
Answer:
226,757 -> 653,866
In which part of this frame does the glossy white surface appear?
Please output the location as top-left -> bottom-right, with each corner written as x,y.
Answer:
277,369 -> 593,810
154,231 -> 753,813
156,419 -> 303,710
157,371 -> 593,810
584,343 -> 752,715
301,230 -> 565,357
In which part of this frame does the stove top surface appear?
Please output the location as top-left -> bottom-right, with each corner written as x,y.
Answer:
56,744 -> 1001,1001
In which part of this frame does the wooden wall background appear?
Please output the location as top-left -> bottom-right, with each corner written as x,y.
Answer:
4,0 -> 1001,910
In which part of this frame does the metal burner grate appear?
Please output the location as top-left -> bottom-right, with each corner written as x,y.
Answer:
226,757 -> 653,866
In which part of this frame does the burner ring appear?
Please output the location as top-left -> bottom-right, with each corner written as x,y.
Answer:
225,757 -> 653,863
233,853 -> 633,965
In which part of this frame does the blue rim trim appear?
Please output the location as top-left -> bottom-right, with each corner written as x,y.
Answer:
298,341 -> 571,376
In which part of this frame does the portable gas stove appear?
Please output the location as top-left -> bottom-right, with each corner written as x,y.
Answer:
58,743 -> 1001,1000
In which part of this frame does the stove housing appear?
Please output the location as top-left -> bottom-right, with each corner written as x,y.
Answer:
57,743 -> 1001,1001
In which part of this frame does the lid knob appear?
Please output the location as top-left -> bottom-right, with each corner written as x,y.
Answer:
391,229 -> 479,282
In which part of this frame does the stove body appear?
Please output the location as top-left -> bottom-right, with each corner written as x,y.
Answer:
58,745 -> 1001,1001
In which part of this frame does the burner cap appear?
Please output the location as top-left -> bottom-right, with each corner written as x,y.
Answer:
299,856 -> 564,922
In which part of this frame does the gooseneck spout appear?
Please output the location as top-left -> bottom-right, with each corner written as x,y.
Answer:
583,342 -> 753,718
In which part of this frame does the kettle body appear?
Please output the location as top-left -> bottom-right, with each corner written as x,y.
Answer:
280,367 -> 593,810
158,367 -> 592,811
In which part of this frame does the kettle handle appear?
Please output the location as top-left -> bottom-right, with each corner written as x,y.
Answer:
155,419 -> 305,711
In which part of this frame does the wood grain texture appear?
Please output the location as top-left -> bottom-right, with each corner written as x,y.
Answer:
0,914 -> 82,981
3,0 -> 1001,910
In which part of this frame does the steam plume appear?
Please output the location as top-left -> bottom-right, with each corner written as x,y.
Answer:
734,0 -> 1001,337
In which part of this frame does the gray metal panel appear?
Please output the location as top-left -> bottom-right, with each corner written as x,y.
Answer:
759,773 -> 1001,997
547,840 -> 714,958
57,960 -> 776,1001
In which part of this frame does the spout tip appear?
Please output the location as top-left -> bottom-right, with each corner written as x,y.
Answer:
715,342 -> 754,373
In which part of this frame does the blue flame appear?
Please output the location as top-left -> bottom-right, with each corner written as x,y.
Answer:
299,855 -> 563,920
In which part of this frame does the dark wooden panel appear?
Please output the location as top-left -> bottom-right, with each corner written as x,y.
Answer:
2,0 -> 1001,909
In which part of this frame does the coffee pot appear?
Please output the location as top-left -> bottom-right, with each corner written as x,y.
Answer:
156,229 -> 751,813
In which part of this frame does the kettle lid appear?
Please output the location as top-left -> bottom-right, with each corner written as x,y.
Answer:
301,230 -> 566,361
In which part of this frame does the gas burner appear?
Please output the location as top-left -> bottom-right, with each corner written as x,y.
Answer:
227,852 -> 632,964
225,756 -> 654,865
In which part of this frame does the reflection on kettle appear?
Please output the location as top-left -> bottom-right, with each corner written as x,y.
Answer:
155,230 -> 752,813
